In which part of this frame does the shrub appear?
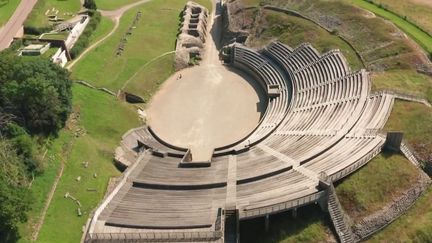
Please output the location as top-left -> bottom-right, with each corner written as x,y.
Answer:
84,0 -> 97,10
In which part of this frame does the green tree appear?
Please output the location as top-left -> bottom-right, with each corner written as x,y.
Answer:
0,53 -> 72,135
0,139 -> 32,242
84,0 -> 97,10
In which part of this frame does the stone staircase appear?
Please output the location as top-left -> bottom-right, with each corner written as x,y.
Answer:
328,185 -> 355,243
224,209 -> 239,243
400,142 -> 421,167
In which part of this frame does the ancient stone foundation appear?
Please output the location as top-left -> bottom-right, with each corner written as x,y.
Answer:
175,1 -> 209,70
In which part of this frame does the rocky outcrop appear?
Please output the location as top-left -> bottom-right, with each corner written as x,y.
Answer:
175,1 -> 209,70
221,0 -> 254,45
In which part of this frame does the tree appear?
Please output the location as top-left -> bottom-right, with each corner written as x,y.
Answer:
84,0 -> 97,10
0,53 -> 72,135
0,139 -> 32,242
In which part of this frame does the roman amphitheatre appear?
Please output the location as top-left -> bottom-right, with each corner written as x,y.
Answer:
1,0 -> 432,242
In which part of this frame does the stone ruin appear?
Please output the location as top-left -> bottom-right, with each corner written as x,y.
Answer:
175,1 -> 209,70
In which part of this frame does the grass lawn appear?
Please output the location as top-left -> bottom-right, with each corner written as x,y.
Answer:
87,16 -> 114,43
371,69 -> 432,102
0,0 -> 21,26
33,85 -> 140,243
72,0 -> 211,96
248,9 -> 363,70
240,205 -> 333,243
369,0 -> 432,35
348,0 -> 432,54
17,131 -> 74,243
368,187 -> 432,242
95,0 -> 141,10
122,52 -> 175,101
25,0 -> 81,29
40,32 -> 69,40
384,101 -> 432,163
336,152 -> 419,220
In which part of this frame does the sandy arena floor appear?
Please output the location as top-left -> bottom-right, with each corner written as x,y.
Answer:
146,64 -> 265,161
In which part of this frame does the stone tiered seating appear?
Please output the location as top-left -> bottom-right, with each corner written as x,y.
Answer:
131,155 -> 228,187
103,185 -> 224,229
86,41 -> 395,242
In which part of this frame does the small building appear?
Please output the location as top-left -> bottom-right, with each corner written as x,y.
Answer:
20,43 -> 51,56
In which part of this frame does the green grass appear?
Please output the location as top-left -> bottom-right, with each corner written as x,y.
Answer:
17,131 -> 74,243
95,0 -> 141,10
72,0 -> 211,94
369,0 -> 432,35
336,152 -> 419,220
122,52 -> 175,101
88,16 -> 114,43
33,85 -> 140,243
349,0 -> 432,54
25,0 -> 81,29
40,32 -> 69,40
371,69 -> 432,102
240,205 -> 332,243
0,0 -> 21,26
384,101 -> 432,163
248,9 -> 363,70
368,187 -> 432,242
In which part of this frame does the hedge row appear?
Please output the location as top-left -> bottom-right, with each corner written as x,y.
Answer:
69,10 -> 101,59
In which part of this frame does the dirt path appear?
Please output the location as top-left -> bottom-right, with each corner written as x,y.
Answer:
31,161 -> 65,241
67,17 -> 119,69
0,0 -> 37,51
67,0 -> 153,70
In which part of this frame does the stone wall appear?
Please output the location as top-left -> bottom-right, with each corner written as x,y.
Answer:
352,171 -> 431,241
175,1 -> 209,70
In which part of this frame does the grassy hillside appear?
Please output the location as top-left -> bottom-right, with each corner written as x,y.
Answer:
348,0 -> 432,54
336,153 -> 419,220
371,70 -> 432,102
33,85 -> 140,243
384,101 -> 432,163
248,9 -> 363,70
0,0 -> 21,26
367,0 -> 432,35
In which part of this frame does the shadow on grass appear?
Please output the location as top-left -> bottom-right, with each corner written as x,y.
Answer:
239,204 -> 333,243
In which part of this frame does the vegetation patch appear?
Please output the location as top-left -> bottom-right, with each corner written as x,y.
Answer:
371,69 -> 432,101
336,152 -> 419,220
384,101 -> 432,165
367,0 -> 432,35
70,11 -> 101,59
349,0 -> 432,55
35,85 -> 140,243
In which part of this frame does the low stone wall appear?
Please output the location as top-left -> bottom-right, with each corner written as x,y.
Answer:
352,171 -> 431,241
75,80 -> 117,96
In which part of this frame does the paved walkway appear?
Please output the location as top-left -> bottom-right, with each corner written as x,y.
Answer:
0,0 -> 37,51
